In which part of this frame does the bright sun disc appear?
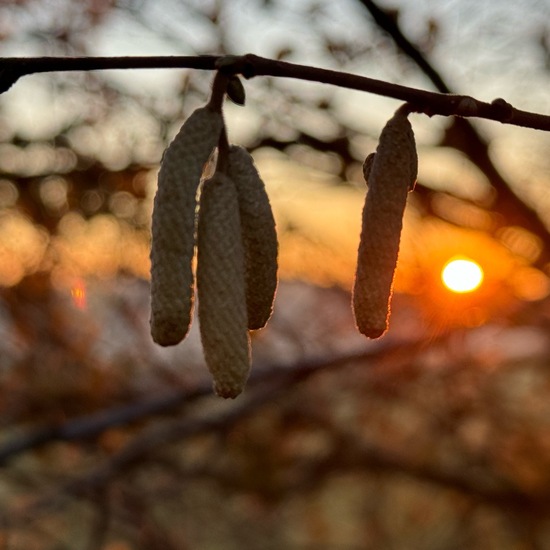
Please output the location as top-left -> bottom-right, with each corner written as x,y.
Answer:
441,258 -> 484,293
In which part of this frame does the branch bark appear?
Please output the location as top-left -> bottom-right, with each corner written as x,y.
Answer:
1,54 -> 549,131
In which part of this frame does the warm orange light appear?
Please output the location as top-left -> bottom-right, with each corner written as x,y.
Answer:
441,258 -> 484,293
71,278 -> 87,309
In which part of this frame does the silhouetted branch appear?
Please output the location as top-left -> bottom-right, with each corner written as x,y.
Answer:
5,379 -> 294,528
1,54 -> 549,131
9,358 -> 550,529
0,385 -> 207,466
357,0 -> 451,93
0,339 -> 408,466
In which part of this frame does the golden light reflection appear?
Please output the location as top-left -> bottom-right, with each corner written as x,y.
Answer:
0,209 -> 151,289
258,150 -> 364,287
70,278 -> 87,310
54,212 -> 150,279
0,211 -> 49,286
441,258 -> 484,294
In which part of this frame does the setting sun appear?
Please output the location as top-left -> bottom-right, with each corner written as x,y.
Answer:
441,258 -> 484,294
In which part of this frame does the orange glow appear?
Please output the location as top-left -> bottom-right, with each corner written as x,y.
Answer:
395,220 -> 526,331
441,258 -> 484,293
71,279 -> 87,309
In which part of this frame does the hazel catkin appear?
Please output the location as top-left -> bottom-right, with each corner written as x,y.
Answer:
197,171 -> 251,398
352,108 -> 417,338
227,145 -> 278,330
150,106 -> 223,346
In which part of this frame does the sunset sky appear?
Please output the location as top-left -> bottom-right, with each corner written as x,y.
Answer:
0,0 -> 548,318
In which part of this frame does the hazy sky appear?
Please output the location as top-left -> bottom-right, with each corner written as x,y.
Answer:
0,0 -> 549,291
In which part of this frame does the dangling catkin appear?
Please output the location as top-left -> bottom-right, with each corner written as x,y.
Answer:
197,172 -> 251,398
352,109 -> 417,338
150,107 -> 223,346
227,145 -> 278,330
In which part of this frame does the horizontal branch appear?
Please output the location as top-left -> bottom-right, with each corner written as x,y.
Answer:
1,54 -> 549,131
0,339 -> 408,466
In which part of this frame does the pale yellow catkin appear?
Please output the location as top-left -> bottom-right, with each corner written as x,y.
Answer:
197,172 -> 251,398
352,109 -> 417,338
150,107 -> 223,346
227,145 -> 278,330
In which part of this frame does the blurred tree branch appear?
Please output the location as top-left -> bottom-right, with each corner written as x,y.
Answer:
8,352 -> 550,531
0,340 -> 412,466
357,0 -> 452,94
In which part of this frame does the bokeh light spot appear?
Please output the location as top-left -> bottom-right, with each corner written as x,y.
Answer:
71,278 -> 87,310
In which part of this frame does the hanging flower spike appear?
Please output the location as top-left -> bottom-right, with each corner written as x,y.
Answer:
352,106 -> 417,338
197,171 -> 251,398
150,106 -> 224,346
227,145 -> 278,330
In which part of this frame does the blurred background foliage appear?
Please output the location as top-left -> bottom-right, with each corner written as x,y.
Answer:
1,0 -> 550,548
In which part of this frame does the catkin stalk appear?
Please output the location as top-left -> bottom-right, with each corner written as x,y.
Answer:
197,172 -> 251,398
227,145 -> 278,330
150,107 -> 223,346
352,109 -> 417,338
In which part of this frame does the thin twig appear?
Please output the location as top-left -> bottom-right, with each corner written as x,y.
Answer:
1,54 -> 549,131
357,0 -> 451,93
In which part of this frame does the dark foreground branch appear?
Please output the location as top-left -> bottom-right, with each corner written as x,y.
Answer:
1,54 -> 549,131
0,339 -> 406,466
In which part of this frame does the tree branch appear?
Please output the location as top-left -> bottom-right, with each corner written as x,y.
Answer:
0,339 -> 411,466
356,0 -> 451,93
1,54 -> 549,131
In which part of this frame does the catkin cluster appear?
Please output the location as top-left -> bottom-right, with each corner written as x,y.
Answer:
149,79 -> 278,398
352,107 -> 417,338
